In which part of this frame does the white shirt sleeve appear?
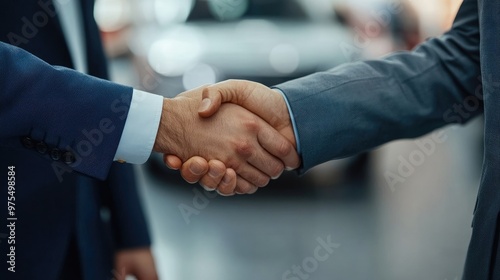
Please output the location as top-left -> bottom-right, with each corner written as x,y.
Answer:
114,89 -> 164,164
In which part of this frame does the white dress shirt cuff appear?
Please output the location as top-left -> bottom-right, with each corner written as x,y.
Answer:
114,89 -> 164,164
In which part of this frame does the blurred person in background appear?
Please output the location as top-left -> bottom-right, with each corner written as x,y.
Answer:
0,1 -> 157,279
334,0 -> 421,58
170,0 -> 500,278
324,0 -> 423,183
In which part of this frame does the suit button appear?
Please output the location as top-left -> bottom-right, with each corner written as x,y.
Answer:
21,136 -> 35,149
35,142 -> 48,154
50,148 -> 61,161
62,151 -> 76,164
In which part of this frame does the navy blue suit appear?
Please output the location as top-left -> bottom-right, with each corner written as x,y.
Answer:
0,0 -> 151,279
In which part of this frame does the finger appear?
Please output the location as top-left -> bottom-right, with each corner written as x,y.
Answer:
163,154 -> 182,170
199,160 -> 227,191
234,176 -> 259,195
245,143 -> 284,179
198,86 -> 224,117
180,157 -> 209,184
230,161 -> 270,188
230,129 -> 280,182
216,168 -> 237,195
198,80 -> 250,118
258,124 -> 300,170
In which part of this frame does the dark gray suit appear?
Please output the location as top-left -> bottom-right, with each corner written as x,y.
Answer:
276,0 -> 499,278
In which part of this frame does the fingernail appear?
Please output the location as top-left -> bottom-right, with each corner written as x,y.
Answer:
198,98 -> 211,113
285,166 -> 295,171
208,169 -> 219,178
271,170 -> 283,180
222,175 -> 232,184
200,183 -> 215,191
218,192 -> 235,197
248,188 -> 259,194
189,162 -> 204,175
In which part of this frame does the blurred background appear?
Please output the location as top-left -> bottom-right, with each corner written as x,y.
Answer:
96,0 -> 482,279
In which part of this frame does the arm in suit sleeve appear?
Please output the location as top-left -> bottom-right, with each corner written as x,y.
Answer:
105,163 -> 151,250
274,0 -> 481,172
0,42 -> 133,180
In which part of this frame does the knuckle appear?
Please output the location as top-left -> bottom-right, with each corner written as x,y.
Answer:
235,140 -> 254,158
244,118 -> 259,132
202,85 -> 213,97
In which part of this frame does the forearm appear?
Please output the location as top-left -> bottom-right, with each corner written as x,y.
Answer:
276,0 -> 480,171
0,42 -> 133,179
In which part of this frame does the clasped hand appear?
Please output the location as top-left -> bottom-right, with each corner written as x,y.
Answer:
152,80 -> 300,195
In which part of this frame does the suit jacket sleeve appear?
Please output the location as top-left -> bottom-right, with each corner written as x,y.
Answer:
0,42 -> 133,180
274,0 -> 481,172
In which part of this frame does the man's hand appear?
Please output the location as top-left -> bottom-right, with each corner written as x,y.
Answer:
154,85 -> 299,195
164,155 -> 238,193
114,247 -> 158,280
164,80 -> 299,193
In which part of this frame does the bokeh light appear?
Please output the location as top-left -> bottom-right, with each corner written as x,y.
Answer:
269,44 -> 300,74
94,0 -> 131,32
147,27 -> 203,77
154,0 -> 194,26
182,64 -> 218,90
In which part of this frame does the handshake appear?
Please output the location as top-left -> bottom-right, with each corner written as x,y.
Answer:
152,80 -> 301,196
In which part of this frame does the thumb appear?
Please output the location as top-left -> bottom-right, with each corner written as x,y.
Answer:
198,80 -> 253,118
198,85 -> 223,118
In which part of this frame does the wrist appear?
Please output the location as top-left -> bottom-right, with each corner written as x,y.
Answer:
153,98 -> 178,155
153,97 -> 198,159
